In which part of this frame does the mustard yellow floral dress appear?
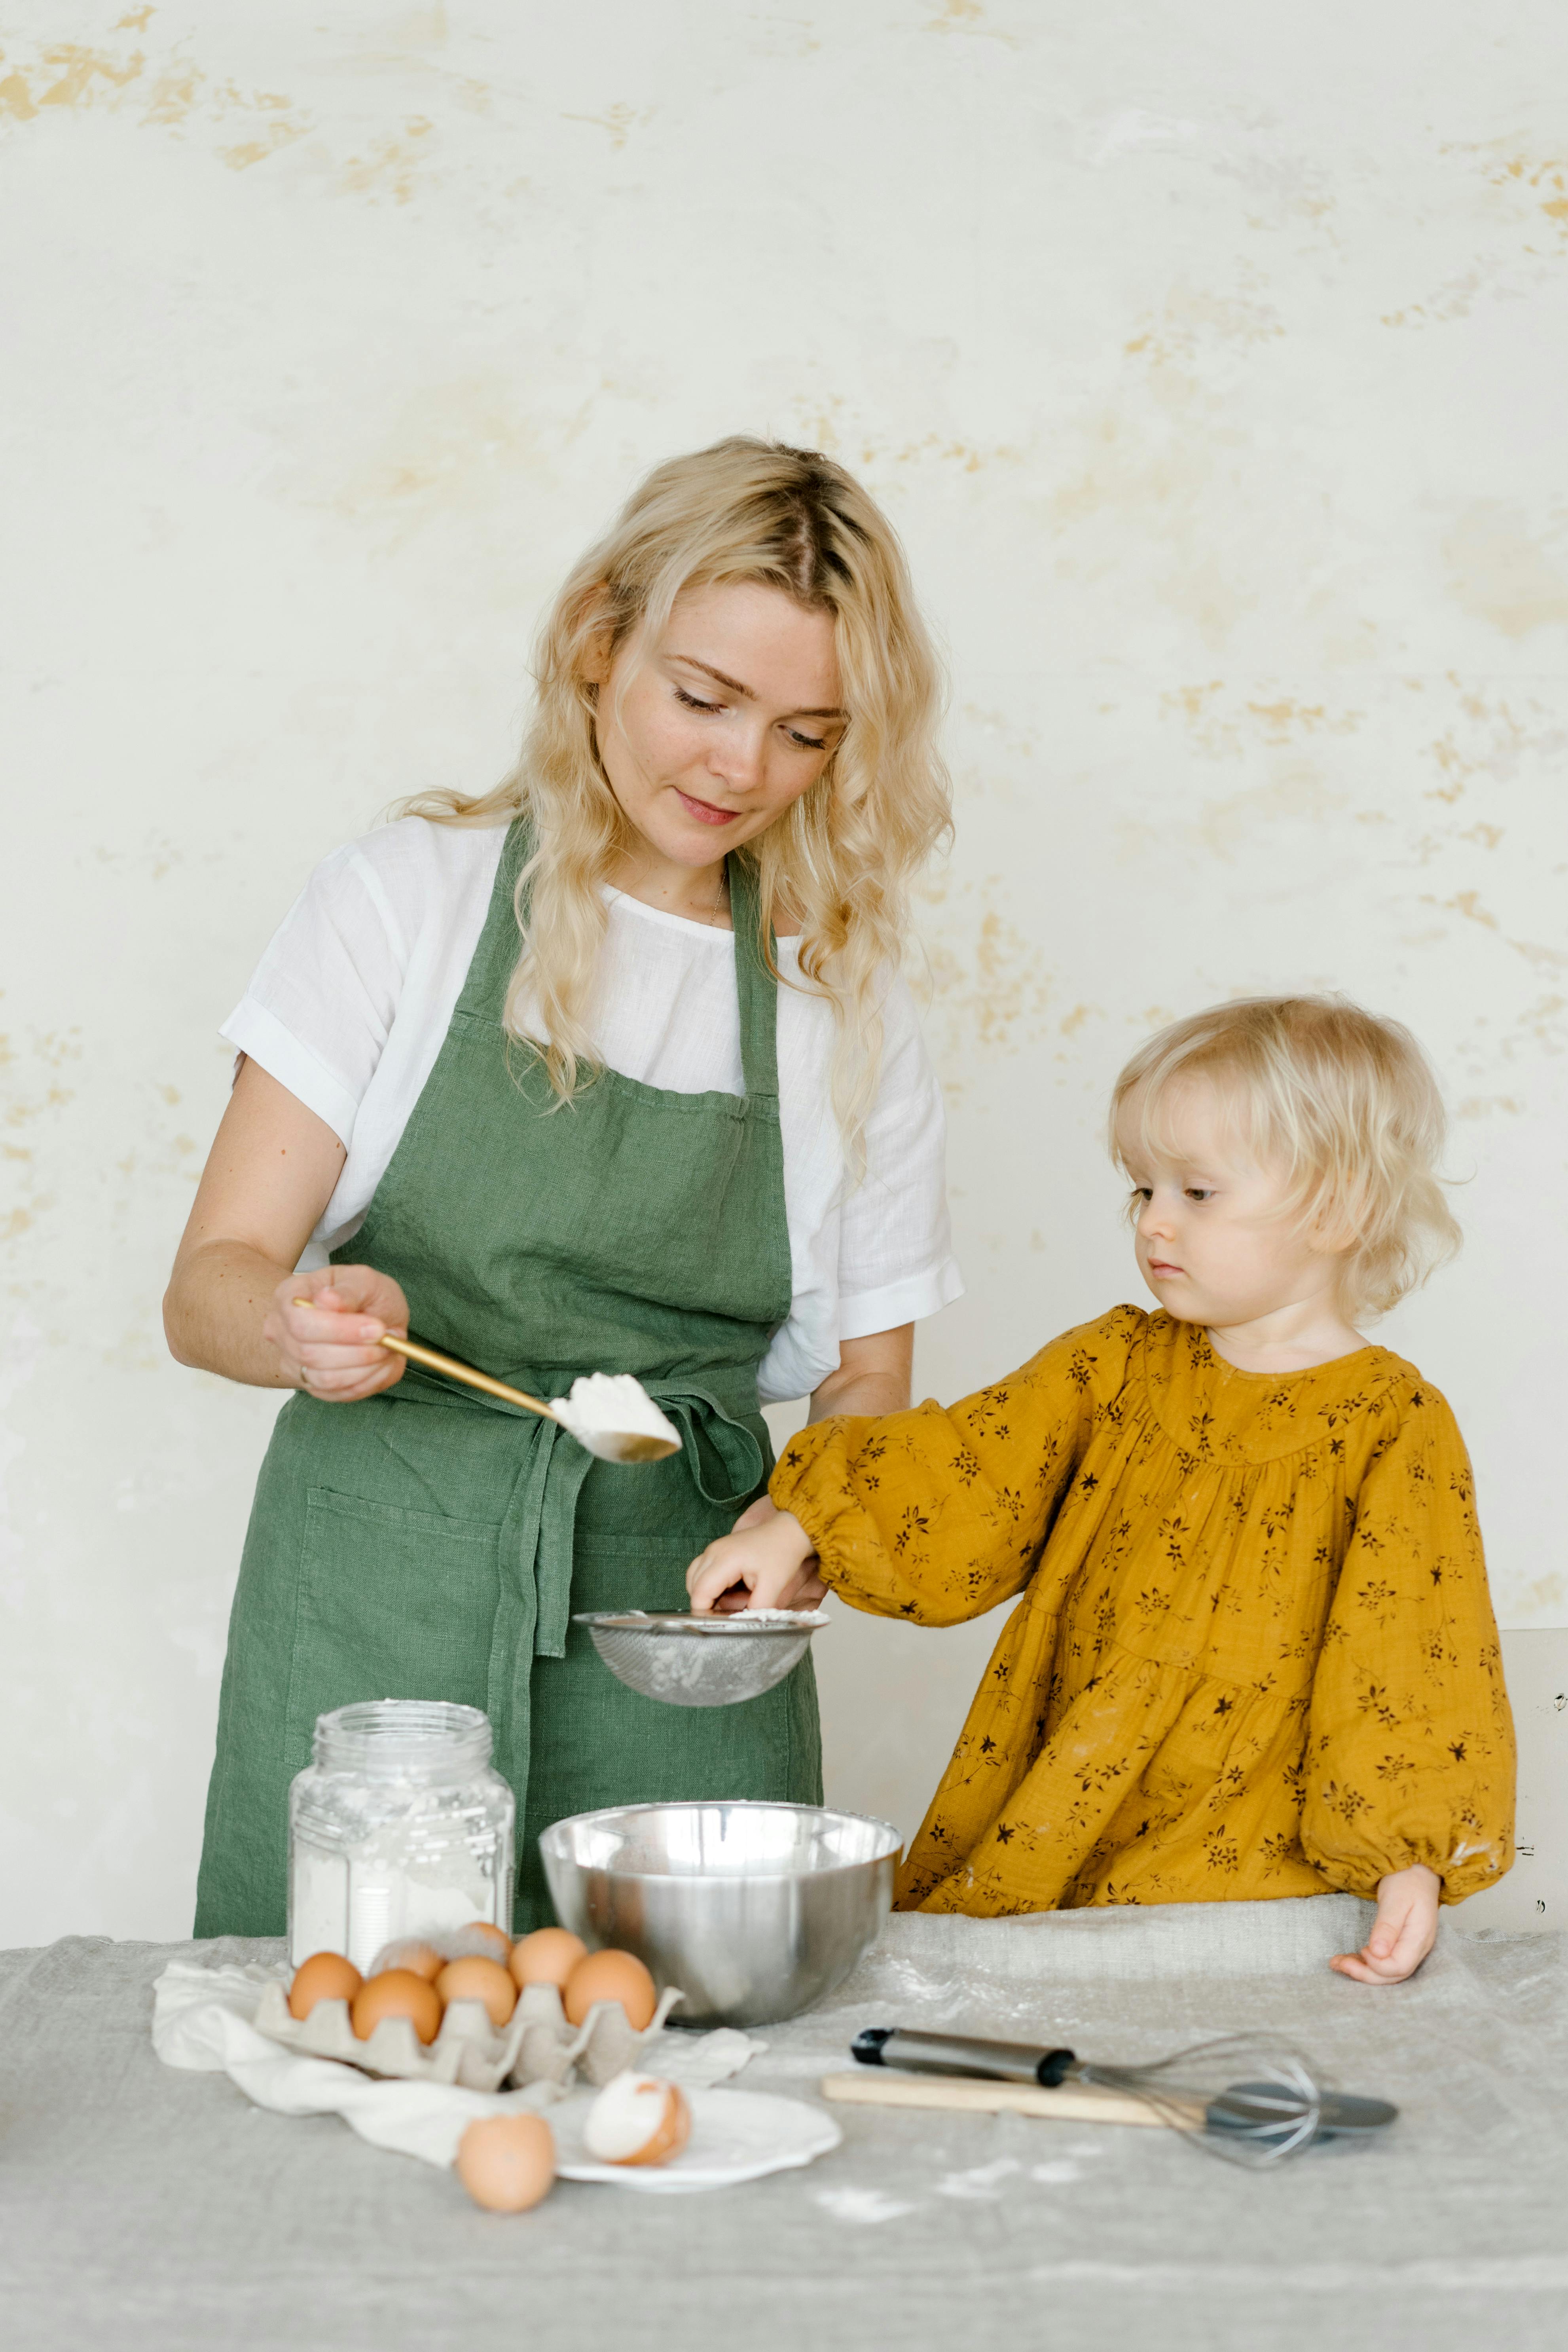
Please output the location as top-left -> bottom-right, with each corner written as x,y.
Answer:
772,1308 -> 1515,1916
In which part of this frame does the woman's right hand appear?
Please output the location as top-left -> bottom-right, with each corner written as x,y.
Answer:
263,1264 -> 410,1402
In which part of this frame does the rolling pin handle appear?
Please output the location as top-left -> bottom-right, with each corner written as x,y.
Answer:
851,2028 -> 895,2066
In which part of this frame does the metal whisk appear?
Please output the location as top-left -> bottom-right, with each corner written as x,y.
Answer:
1064,2033 -> 1330,2165
851,2027 -> 1397,2166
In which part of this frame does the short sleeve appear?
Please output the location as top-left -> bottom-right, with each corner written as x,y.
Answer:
220,840 -> 414,1146
835,975 -> 963,1339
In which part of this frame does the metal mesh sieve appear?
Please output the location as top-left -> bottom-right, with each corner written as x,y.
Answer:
573,1610 -> 829,1708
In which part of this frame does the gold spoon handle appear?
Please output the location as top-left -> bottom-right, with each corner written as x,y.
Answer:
375,1332 -> 557,1422
290,1299 -> 557,1424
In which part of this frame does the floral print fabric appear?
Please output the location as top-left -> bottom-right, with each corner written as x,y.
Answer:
772,1308 -> 1515,1915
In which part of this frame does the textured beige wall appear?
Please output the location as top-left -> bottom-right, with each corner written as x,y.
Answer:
4,3 -> 1566,1943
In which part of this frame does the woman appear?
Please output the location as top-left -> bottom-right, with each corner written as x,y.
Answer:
166,437 -> 960,1935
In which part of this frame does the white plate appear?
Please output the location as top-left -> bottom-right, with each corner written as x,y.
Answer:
550,2087 -> 841,2193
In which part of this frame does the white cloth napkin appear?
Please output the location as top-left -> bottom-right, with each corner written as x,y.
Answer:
152,1960 -> 764,2172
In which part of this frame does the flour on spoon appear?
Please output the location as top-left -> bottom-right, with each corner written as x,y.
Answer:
549,1373 -> 681,1458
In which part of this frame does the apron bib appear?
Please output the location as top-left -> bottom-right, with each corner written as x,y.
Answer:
195,822 -> 822,1936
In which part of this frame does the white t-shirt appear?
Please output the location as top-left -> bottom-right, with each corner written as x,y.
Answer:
222,819 -> 962,1404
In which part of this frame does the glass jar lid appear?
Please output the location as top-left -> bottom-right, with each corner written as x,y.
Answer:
312,1700 -> 494,1783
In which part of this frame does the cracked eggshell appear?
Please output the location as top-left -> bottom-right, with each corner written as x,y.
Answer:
582,2071 -> 692,2167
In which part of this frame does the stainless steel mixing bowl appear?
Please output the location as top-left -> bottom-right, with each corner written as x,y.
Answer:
539,1799 -> 902,2026
573,1609 -> 828,1708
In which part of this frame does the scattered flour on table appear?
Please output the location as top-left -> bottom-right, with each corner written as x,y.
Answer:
736,2049 -> 825,2080
812,2185 -> 918,2224
1028,2138 -> 1103,2185
935,2158 -> 1022,2200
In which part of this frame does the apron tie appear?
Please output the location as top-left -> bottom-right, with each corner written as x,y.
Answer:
502,1415 -> 595,1662
389,1360 -> 767,1661
643,1383 -> 769,1517
392,1364 -> 771,1845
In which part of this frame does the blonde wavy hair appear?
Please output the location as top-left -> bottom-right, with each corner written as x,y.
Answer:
1108,994 -> 1462,1319
400,437 -> 950,1161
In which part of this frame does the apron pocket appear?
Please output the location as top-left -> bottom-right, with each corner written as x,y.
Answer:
567,1532 -> 720,1616
284,1485 -> 502,1772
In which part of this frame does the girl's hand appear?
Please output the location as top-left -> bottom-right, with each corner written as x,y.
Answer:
262,1265 -> 410,1403
687,1497 -> 827,1615
1329,1863 -> 1441,1984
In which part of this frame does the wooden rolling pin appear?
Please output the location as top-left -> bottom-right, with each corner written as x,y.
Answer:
820,2071 -> 1202,2131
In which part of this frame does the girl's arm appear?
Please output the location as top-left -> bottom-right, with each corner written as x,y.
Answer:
690,1311 -> 1138,1624
1303,1386 -> 1516,1951
683,1329 -> 914,1614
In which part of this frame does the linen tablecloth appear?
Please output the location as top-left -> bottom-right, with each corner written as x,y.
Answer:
2,1899 -> 1563,2352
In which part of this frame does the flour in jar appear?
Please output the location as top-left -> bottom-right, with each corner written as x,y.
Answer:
290,1846 -> 499,1973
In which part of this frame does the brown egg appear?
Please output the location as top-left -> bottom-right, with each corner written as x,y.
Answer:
287,1950 -> 362,2020
451,1920 -> 512,1962
455,2113 -> 556,2213
374,1939 -> 444,1983
351,1967 -> 444,2045
435,1956 -> 517,2028
508,1927 -> 588,1992
563,1947 -> 657,2031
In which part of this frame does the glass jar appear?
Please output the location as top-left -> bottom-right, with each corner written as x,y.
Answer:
287,1700 -> 516,1971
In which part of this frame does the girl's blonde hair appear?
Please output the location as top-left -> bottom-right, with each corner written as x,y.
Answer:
400,436 -> 950,1161
1109,994 -> 1462,1318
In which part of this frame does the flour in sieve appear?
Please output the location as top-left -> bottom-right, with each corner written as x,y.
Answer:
610,1609 -> 828,1629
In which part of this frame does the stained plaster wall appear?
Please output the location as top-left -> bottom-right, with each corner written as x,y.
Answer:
3,2 -> 1565,1943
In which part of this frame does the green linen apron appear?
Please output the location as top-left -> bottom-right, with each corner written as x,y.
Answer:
195,820 -> 822,1937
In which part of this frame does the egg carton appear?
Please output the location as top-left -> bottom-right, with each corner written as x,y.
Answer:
251,1975 -> 687,2096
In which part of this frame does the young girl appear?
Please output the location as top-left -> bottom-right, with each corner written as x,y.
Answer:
688,996 -> 1516,1984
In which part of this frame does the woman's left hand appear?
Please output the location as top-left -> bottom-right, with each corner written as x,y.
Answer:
1329,1863 -> 1441,1984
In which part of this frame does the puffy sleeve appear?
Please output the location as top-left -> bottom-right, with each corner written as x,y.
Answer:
220,836 -> 416,1145
769,1309 -> 1141,1627
1301,1385 -> 1516,1904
